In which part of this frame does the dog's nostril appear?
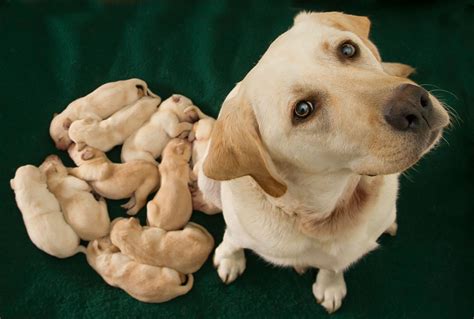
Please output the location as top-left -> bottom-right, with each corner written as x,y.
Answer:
405,114 -> 419,129
420,95 -> 429,108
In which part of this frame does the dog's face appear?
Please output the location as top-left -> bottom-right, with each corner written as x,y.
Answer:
204,12 -> 450,197
50,114 -> 73,150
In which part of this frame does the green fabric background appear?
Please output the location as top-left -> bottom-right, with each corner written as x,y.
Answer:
0,0 -> 472,318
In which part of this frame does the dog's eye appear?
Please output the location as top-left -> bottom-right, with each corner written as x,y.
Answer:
340,42 -> 357,58
294,101 -> 314,119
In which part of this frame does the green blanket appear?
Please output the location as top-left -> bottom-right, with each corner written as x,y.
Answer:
1,1 -> 472,318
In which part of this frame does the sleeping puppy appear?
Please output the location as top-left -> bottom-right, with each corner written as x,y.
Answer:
202,12 -> 450,313
110,218 -> 214,274
86,237 -> 193,303
10,165 -> 85,258
50,78 -> 158,150
39,155 -> 110,241
147,139 -> 192,230
188,118 -> 221,214
121,94 -> 201,164
68,97 -> 161,152
68,143 -> 160,215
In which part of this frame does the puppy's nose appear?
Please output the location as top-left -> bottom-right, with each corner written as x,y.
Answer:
383,84 -> 432,131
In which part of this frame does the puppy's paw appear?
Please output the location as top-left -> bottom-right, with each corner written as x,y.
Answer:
213,245 -> 246,284
312,269 -> 346,314
294,266 -> 308,275
121,197 -> 136,213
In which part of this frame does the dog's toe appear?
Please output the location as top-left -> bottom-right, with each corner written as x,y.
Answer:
312,269 -> 346,313
213,247 -> 246,285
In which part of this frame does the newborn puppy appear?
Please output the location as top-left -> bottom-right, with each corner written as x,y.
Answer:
121,94 -> 200,164
147,139 -> 192,230
110,218 -> 214,274
68,97 -> 160,152
39,155 -> 110,241
50,78 -> 158,150
188,118 -> 221,215
86,237 -> 193,303
10,165 -> 85,258
68,143 -> 160,215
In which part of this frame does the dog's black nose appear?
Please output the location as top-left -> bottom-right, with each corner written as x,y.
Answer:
383,84 -> 432,131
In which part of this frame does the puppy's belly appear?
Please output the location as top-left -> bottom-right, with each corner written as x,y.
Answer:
221,176 -> 397,271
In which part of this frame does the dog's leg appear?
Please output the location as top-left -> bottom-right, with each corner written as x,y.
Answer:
213,230 -> 246,284
312,269 -> 347,314
121,196 -> 136,211
126,178 -> 157,215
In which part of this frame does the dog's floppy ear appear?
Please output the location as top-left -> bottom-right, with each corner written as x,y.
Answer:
203,93 -> 287,198
382,62 -> 415,78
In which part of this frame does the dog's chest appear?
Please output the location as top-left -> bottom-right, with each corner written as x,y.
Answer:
221,176 -> 397,271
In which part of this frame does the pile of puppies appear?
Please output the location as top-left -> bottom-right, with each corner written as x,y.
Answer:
10,78 -> 220,303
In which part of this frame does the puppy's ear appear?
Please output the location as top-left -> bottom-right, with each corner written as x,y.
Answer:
62,118 -> 72,129
81,150 -> 95,161
203,93 -> 287,198
10,179 -> 15,190
382,62 -> 415,78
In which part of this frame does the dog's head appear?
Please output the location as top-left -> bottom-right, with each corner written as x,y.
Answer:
204,11 -> 450,197
11,165 -> 45,190
163,138 -> 192,162
50,113 -> 74,150
39,155 -> 68,177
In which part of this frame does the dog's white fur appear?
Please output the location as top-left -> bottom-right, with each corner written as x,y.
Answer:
121,94 -> 201,164
68,97 -> 160,152
39,155 -> 110,241
10,165 -> 85,258
50,78 -> 158,150
202,12 -> 450,313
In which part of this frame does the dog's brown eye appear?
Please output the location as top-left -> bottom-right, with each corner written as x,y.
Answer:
294,101 -> 314,119
340,42 -> 357,58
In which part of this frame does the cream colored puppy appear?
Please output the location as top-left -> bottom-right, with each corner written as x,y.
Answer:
110,218 -> 214,274
39,155 -> 110,241
10,165 -> 85,258
68,97 -> 161,152
68,144 -> 160,215
146,138 -> 193,230
147,139 -> 192,230
202,12 -> 450,313
188,118 -> 221,214
121,94 -> 201,164
50,78 -> 158,150
86,237 -> 193,303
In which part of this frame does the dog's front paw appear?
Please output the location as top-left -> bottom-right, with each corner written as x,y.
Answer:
312,269 -> 347,314
213,244 -> 246,284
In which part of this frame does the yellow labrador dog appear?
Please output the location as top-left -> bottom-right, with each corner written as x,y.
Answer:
202,12 -> 450,313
